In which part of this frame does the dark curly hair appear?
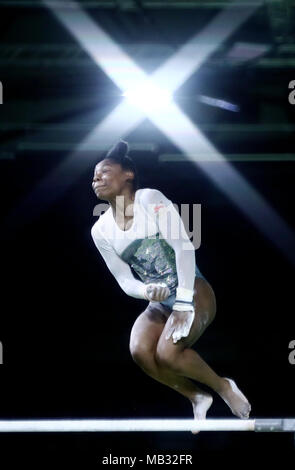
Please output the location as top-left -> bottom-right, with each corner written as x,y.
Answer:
103,140 -> 139,192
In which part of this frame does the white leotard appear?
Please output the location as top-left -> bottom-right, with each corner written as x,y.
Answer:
91,188 -> 198,302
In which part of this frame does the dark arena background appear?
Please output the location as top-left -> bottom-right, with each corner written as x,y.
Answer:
0,0 -> 295,464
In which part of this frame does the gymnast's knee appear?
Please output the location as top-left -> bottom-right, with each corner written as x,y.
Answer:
129,340 -> 154,371
155,345 -> 181,373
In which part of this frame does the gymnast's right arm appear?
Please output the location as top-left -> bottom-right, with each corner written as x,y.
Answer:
91,225 -> 147,299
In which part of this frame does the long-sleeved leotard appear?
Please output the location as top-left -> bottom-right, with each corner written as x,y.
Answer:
91,188 -> 205,307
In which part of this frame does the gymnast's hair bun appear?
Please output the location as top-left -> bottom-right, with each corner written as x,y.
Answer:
117,140 -> 129,159
106,140 -> 129,161
103,139 -> 138,190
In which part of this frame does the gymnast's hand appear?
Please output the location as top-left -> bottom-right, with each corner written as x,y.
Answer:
165,309 -> 195,344
144,282 -> 170,302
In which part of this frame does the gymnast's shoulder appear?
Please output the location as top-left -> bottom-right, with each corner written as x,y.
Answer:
137,187 -> 172,214
137,187 -> 171,206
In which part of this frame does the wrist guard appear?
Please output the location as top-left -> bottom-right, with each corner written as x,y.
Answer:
173,287 -> 194,312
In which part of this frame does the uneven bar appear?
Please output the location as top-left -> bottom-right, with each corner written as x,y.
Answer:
0,419 -> 255,432
0,419 -> 293,433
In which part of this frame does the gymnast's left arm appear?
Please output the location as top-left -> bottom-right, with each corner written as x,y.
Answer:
140,189 -> 196,343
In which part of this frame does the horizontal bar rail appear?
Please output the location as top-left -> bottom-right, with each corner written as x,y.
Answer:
0,419 -> 293,433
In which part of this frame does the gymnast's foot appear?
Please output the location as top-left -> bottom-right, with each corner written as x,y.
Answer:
190,392 -> 213,434
218,377 -> 251,419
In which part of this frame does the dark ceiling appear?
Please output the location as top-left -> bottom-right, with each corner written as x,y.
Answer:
0,0 -> 294,159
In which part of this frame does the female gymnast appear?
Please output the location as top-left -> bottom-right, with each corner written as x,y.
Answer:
91,140 -> 251,430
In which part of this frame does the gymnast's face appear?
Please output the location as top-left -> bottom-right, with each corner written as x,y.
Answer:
92,159 -> 132,200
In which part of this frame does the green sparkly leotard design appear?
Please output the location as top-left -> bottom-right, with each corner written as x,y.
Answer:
120,232 -> 179,295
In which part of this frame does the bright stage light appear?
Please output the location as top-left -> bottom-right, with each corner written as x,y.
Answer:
37,0 -> 295,266
123,81 -> 172,112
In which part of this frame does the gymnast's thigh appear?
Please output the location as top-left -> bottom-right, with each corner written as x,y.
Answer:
129,302 -> 171,354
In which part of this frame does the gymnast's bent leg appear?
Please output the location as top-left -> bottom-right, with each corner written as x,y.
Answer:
129,292 -> 214,429
155,277 -> 251,419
